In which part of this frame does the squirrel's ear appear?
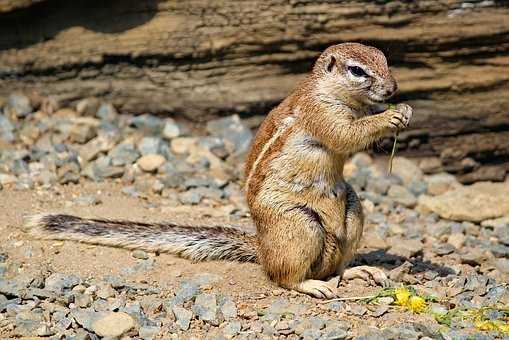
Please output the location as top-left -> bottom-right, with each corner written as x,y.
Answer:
326,56 -> 336,73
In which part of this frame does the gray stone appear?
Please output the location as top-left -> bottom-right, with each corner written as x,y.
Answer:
218,294 -> 237,320
301,328 -> 322,339
139,325 -> 161,340
73,195 -> 102,206
387,185 -> 417,208
175,281 -> 200,302
427,221 -> 452,238
178,189 -> 203,205
69,124 -> 97,144
91,312 -> 135,337
76,97 -> 100,116
132,250 -> 149,260
223,320 -> 241,338
347,303 -> 367,316
45,273 -> 81,293
494,225 -> 509,246
490,243 -> 509,258
192,293 -> 221,325
162,118 -> 181,139
138,154 -> 166,172
426,173 -> 460,195
263,299 -> 308,320
432,242 -> 456,256
206,115 -> 252,155
495,258 -> 509,274
389,239 -> 423,258
71,308 -> 100,330
131,114 -> 164,135
172,305 -> 193,330
351,152 -> 373,167
418,182 -> 509,222
0,114 -> 15,142
391,157 -> 424,187
96,103 -> 118,122
138,137 -> 164,155
7,93 -> 33,118
109,142 -> 140,166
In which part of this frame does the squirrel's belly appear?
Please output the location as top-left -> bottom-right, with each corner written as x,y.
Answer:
269,131 -> 345,196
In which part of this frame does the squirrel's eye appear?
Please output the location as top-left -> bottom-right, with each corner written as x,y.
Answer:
348,66 -> 368,77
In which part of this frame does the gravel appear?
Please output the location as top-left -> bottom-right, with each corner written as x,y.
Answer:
0,93 -> 508,338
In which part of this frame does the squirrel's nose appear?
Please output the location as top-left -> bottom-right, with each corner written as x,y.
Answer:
384,81 -> 398,97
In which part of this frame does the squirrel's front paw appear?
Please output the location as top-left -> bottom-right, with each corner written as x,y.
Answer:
387,103 -> 413,130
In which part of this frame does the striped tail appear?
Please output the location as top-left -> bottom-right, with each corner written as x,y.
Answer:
24,214 -> 258,263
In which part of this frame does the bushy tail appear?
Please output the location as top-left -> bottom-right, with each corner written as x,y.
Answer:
24,214 -> 257,263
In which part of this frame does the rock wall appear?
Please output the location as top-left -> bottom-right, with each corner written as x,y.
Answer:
1,0 -> 508,180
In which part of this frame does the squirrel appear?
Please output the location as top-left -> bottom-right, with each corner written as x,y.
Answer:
24,43 -> 412,299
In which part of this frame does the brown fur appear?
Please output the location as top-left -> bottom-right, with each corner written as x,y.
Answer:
24,43 -> 412,299
245,43 -> 412,297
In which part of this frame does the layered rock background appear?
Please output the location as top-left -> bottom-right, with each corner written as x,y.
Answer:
1,0 -> 508,181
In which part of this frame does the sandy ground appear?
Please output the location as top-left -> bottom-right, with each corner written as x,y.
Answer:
0,181 -> 436,338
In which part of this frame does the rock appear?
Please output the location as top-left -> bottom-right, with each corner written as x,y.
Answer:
96,103 -> 118,122
390,157 -> 424,187
223,320 -> 242,338
170,305 -> 192,331
170,137 -> 198,155
351,153 -> 373,167
0,114 -> 15,142
206,115 -> 252,155
178,189 -> 203,205
389,261 -> 413,281
494,225 -> 509,246
458,165 -> 507,184
7,93 -> 33,117
109,142 -> 140,166
418,157 -> 442,174
387,185 -> 417,208
481,216 -> 509,229
175,281 -> 200,302
432,243 -> 456,256
76,97 -> 100,116
45,273 -> 81,293
218,295 -> 237,320
162,118 -> 181,139
79,135 -> 116,162
131,114 -> 164,135
417,182 -> 509,222
425,173 -> 461,195
91,312 -> 135,337
0,173 -> 17,186
69,124 -> 97,144
73,194 -> 102,206
388,239 -> 423,258
137,154 -> 165,172
138,136 -> 164,155
447,233 -> 466,249
139,325 -> 161,340
361,232 -> 389,250
460,248 -> 487,266
132,250 -> 149,260
192,293 -> 221,325
495,258 -> 509,274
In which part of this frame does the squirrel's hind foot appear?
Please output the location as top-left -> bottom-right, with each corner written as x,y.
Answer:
292,279 -> 337,299
342,265 -> 390,287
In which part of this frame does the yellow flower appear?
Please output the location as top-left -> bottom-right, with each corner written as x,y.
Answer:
498,323 -> 509,334
475,320 -> 498,332
394,288 -> 411,306
408,296 -> 427,313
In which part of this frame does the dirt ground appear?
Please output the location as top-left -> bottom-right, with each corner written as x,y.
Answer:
0,181 -> 436,338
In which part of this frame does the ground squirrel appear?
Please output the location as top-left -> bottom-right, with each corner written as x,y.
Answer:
25,43 -> 412,298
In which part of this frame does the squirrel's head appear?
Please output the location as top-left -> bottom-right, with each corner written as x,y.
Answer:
312,43 -> 397,108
